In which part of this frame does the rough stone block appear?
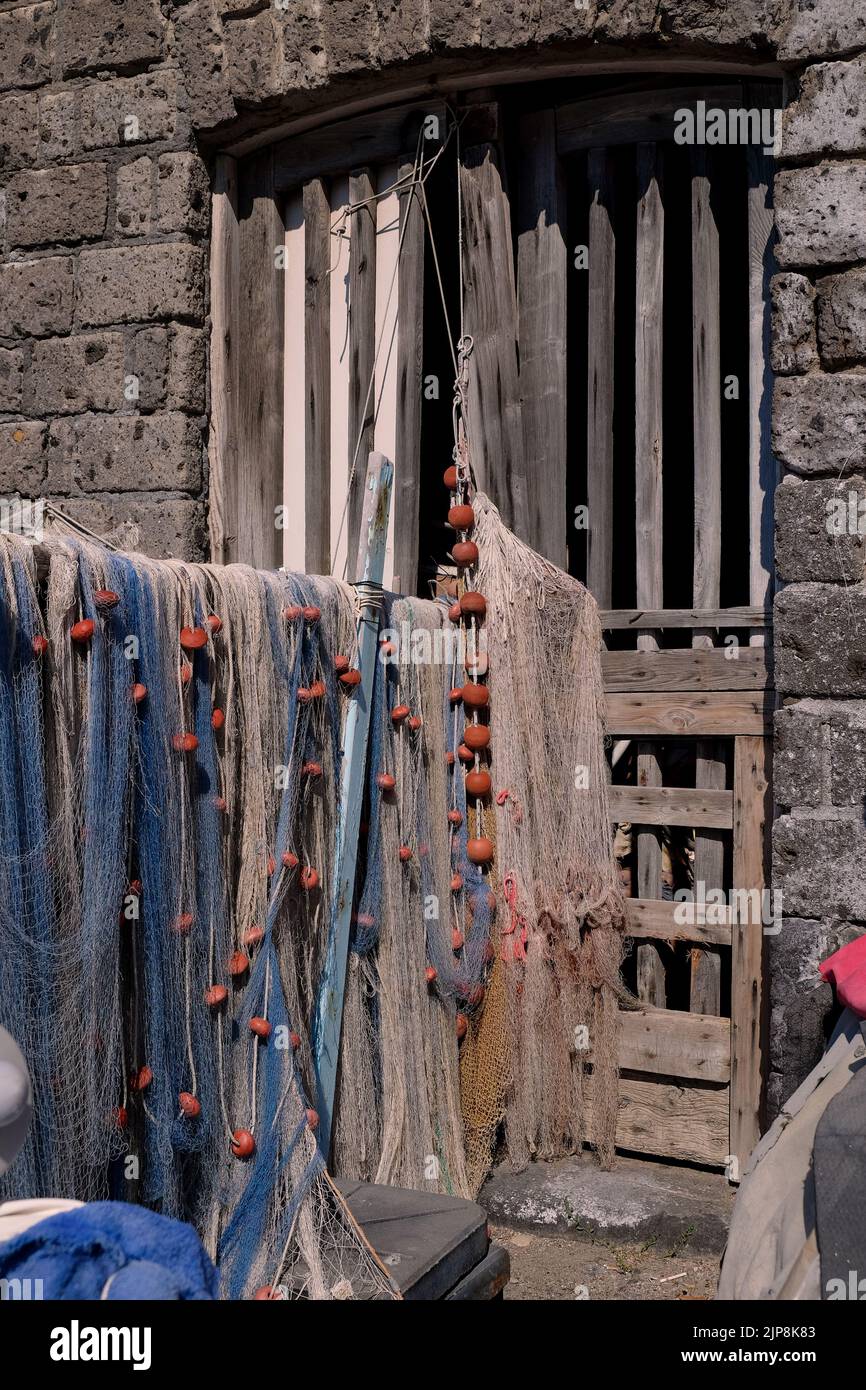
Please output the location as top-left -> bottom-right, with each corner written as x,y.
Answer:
225,10 -> 284,99
317,0 -> 373,75
0,92 -> 39,166
37,89 -> 80,162
56,0 -> 164,76
775,473 -> 866,583
0,4 -> 53,91
817,268 -> 866,367
167,326 -> 206,412
0,347 -> 25,413
0,419 -> 46,493
44,494 -> 207,560
772,373 -> 866,475
774,814 -> 866,920
75,244 -> 206,327
774,702 -> 826,808
775,581 -> 866,696
173,2 -> 236,131
80,71 -> 179,150
45,411 -> 203,494
827,704 -> 866,804
26,333 -> 125,415
5,164 -> 109,248
767,917 -> 838,1118
779,0 -> 866,63
0,257 -> 74,337
771,272 -> 817,375
775,162 -> 866,267
115,156 -> 153,236
372,0 -> 438,63
782,55 -> 866,158
156,154 -> 209,237
131,326 -> 169,410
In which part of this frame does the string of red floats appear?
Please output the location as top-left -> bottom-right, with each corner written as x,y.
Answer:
40,591 -> 363,1163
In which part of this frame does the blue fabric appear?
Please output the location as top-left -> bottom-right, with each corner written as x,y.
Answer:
0,1201 -> 218,1300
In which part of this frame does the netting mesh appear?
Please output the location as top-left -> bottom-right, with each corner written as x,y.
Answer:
0,497 -> 625,1291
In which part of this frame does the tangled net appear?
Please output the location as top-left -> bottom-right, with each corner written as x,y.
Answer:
0,499 -> 625,1294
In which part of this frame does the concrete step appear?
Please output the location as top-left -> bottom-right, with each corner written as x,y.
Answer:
481,1151 -> 735,1256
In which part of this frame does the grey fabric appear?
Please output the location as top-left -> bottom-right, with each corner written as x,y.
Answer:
814,1022 -> 866,1299
718,1009 -> 866,1300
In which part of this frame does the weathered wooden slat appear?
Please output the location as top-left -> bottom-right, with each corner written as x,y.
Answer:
605,691 -> 771,736
236,148 -> 284,569
691,145 -> 724,1015
517,108 -> 567,567
691,745 -> 725,1014
730,733 -> 769,1170
600,605 -> 770,630
746,82 -> 779,650
460,141 -> 527,536
556,83 -> 744,154
634,140 -> 666,1005
347,169 -> 377,572
273,101 -> 447,191
585,1071 -> 729,1167
304,177 -> 331,574
208,155 -> 238,565
586,148 -> 615,606
619,1008 -> 731,1083
602,647 -> 769,692
393,163 -> 425,595
610,784 -> 733,830
624,896 -> 733,947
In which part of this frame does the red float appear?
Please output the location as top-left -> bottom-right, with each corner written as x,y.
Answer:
447,809 -> 463,827
398,845 -> 412,863
334,654 -> 350,674
172,732 -> 199,752
462,681 -> 489,709
179,1092 -> 201,1118
426,966 -> 438,986
448,601 -> 462,622
448,504 -> 475,531
451,873 -> 463,892
467,837 -> 495,866
458,743 -> 474,765
231,1129 -> 255,1158
300,866 -> 319,891
452,928 -> 464,951
391,703 -> 410,724
211,708 -> 225,730
281,851 -> 299,869
131,682 -> 147,704
228,950 -> 250,976
283,605 -> 302,621
172,912 -> 194,935
408,714 -> 422,731
31,634 -> 49,656
460,592 -> 487,620
71,619 -> 95,644
302,761 -> 322,778
376,772 -> 396,792
306,1108 -> 319,1131
205,984 -> 228,1007
466,769 -> 492,798
452,540 -> 479,567
443,465 -> 458,489
131,1065 -> 152,1092
456,1013 -> 468,1040
463,724 -> 490,752
289,1031 -> 301,1050
448,687 -> 463,706
242,925 -> 265,947
339,668 -> 361,688
180,626 -> 208,650
94,589 -> 120,611
207,614 -> 223,634
303,606 -> 321,623
249,1017 -> 272,1038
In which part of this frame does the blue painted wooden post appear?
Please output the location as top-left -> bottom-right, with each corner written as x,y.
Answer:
313,451 -> 393,1157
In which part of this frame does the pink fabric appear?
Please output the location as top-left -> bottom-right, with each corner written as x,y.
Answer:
819,935 -> 866,1017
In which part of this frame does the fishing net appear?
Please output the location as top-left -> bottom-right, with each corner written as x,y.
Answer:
472,492 -> 629,1172
0,492 -> 625,1293
0,531 -> 396,1300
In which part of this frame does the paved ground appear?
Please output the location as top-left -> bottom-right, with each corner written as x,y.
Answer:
492,1221 -> 720,1300
482,1151 -> 733,1300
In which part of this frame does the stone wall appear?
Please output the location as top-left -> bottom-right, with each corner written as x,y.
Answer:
2,0 -> 865,1118
771,3 -> 866,1115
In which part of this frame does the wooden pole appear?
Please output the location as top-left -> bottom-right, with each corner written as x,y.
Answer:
313,451 -> 393,1158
